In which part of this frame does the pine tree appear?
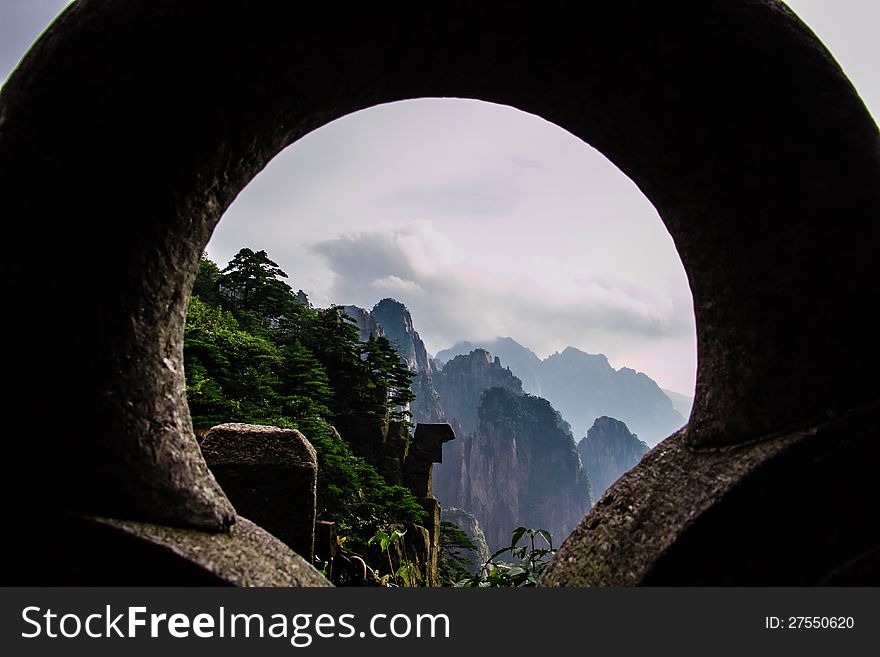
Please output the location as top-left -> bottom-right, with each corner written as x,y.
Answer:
217,247 -> 296,320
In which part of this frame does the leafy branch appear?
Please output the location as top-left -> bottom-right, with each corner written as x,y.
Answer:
456,526 -> 556,587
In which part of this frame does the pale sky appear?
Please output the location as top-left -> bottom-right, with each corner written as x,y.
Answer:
3,1 -> 877,395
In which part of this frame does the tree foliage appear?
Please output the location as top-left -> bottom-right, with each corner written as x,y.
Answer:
184,248 -> 424,546
437,520 -> 479,585
455,526 -> 556,587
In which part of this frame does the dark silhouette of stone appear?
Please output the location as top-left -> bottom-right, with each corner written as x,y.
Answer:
404,422 -> 455,498
578,416 -> 650,501
329,415 -> 453,585
542,404 -> 880,585
406,423 -> 455,585
3,0 -> 878,583
201,423 -> 317,561
2,514 -> 330,586
314,520 -> 338,569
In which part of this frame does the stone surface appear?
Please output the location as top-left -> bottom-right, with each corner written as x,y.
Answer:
403,423 -> 454,584
2,513 -> 331,586
541,403 -> 880,585
95,515 -> 331,586
3,0 -> 878,583
410,371 -> 446,425
578,416 -> 650,501
314,520 -> 338,569
201,423 -> 317,560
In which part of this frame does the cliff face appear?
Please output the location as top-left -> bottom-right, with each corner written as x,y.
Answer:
454,388 -> 592,552
440,507 -> 490,574
577,416 -> 649,501
342,305 -> 384,342
410,371 -> 445,424
432,349 -> 523,437
371,298 -> 433,374
344,299 -> 445,424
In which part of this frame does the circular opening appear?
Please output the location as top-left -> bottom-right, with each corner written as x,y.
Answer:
194,98 -> 696,558
212,99 -> 697,404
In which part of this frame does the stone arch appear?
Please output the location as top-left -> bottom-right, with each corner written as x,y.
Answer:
1,0 -> 877,583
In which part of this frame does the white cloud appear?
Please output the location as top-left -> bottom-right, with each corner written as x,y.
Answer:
311,219 -> 696,391
370,275 -> 424,294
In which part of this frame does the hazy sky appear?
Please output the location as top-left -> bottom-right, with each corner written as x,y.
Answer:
3,1 -> 877,395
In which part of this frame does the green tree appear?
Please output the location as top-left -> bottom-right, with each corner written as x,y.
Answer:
456,527 -> 556,587
184,249 -> 429,553
362,334 -> 417,424
217,247 -> 297,320
183,296 -> 284,426
437,520 -> 479,585
191,253 -> 222,306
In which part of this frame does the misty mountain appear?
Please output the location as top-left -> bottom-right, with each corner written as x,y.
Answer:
577,416 -> 649,502
662,388 -> 694,420
429,350 -> 591,551
436,338 -> 685,446
369,298 -> 434,374
435,337 -> 543,395
431,349 -> 522,438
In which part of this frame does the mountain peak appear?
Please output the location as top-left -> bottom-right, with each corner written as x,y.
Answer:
559,346 -> 610,364
342,305 -> 384,342
577,416 -> 649,502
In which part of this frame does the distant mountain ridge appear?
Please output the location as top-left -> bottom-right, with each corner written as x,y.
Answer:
436,338 -> 685,446
340,299 -> 676,548
435,337 -> 543,395
431,350 -> 591,551
662,388 -> 694,419
578,416 -> 649,501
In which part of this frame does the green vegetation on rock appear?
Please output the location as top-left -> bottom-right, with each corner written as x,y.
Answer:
184,249 -> 425,547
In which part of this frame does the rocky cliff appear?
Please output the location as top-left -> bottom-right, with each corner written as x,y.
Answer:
430,349 -> 523,508
432,349 -> 523,437
437,339 -> 685,446
410,370 -> 445,424
577,416 -> 649,501
342,305 -> 384,342
370,298 -> 433,374
452,387 -> 592,552
344,299 -> 445,424
436,337 -> 543,395
440,507 -> 490,574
